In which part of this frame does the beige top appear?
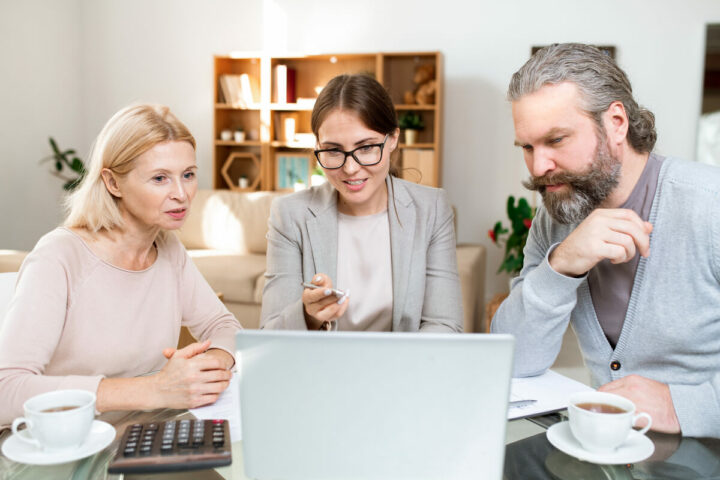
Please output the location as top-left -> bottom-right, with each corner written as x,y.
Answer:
0,228 -> 240,424
336,210 -> 393,331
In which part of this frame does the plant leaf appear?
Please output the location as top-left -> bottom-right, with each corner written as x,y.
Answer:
49,137 -> 60,155
70,158 -> 84,173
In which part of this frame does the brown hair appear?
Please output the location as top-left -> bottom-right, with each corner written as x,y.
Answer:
311,74 -> 400,176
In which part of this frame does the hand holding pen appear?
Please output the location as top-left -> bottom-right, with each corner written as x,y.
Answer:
301,273 -> 350,330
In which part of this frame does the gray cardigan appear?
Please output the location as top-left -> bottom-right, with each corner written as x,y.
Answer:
260,176 -> 463,332
492,157 -> 720,438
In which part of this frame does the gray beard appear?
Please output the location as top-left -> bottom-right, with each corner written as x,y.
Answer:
522,139 -> 621,224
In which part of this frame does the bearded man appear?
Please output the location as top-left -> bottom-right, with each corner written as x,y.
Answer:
492,43 -> 720,438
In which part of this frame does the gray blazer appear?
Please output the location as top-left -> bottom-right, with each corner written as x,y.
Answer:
260,176 -> 463,332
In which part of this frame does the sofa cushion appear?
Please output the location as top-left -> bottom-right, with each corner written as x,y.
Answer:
187,250 -> 267,304
456,244 -> 486,333
0,250 -> 27,273
177,189 -> 283,254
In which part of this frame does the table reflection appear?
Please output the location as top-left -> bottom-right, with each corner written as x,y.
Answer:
505,429 -> 720,479
3,408 -> 720,480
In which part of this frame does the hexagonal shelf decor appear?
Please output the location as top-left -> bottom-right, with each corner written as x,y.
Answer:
221,152 -> 261,191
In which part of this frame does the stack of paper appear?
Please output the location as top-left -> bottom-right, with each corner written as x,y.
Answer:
508,369 -> 593,420
190,373 -> 242,441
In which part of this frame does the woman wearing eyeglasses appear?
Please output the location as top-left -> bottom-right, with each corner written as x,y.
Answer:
260,73 -> 462,332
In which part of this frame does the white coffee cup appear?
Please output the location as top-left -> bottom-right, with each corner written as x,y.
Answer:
568,391 -> 651,453
11,389 -> 96,451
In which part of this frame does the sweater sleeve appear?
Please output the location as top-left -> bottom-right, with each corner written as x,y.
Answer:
175,236 -> 241,360
490,207 -> 585,376
260,198 -> 309,330
419,189 -> 463,333
669,378 -> 720,438
670,198 -> 720,437
0,248 -> 103,426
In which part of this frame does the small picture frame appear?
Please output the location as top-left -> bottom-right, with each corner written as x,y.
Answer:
275,153 -> 312,190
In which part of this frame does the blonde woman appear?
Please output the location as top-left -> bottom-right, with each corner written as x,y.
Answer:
0,104 -> 240,425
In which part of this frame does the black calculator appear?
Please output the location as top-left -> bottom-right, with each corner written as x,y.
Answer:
107,419 -> 232,474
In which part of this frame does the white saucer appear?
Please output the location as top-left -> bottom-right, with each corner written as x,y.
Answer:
2,420 -> 116,466
546,421 -> 654,465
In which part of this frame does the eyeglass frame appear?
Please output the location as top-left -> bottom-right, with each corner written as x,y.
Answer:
313,134 -> 390,170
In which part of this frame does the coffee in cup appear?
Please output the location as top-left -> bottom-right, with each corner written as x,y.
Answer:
11,389 -> 96,451
568,391 -> 651,453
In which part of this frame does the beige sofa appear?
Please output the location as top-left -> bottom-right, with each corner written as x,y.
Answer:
1,189 -> 487,332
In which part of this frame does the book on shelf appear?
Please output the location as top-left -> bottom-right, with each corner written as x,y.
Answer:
273,65 -> 296,104
218,74 -> 257,108
239,73 -> 255,107
286,67 -> 296,103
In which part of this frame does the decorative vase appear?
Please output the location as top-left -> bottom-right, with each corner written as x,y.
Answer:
234,130 -> 246,142
404,129 -> 418,145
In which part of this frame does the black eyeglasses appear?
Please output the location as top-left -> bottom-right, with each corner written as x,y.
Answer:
313,135 -> 389,170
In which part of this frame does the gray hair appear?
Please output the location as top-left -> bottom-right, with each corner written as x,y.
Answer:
507,43 -> 656,153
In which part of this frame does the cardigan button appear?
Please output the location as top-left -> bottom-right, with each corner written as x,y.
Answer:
610,361 -> 621,371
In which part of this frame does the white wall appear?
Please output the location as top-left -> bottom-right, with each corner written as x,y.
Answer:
79,0 -> 263,188
3,0 -> 720,300
0,0 -> 84,249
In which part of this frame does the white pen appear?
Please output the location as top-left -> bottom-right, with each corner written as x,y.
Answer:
301,282 -> 346,298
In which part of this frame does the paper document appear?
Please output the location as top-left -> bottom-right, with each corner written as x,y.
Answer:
189,372 -> 242,441
508,369 -> 593,420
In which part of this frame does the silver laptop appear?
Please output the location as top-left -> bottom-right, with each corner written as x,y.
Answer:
236,330 -> 514,480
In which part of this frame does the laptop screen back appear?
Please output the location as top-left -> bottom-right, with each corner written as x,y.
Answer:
237,330 -> 514,480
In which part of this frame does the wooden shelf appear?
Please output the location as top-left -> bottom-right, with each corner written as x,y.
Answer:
215,140 -> 262,147
270,102 -> 316,111
215,103 -> 261,111
395,104 -> 436,111
213,52 -> 443,190
270,140 -> 314,149
399,143 -> 435,149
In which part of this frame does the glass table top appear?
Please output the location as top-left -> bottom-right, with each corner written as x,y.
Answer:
1,408 -> 718,480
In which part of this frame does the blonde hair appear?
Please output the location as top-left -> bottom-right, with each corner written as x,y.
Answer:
64,104 -> 196,232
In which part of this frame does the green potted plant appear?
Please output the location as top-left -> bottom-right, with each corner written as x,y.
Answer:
488,196 -> 535,276
40,137 -> 86,191
398,111 -> 424,145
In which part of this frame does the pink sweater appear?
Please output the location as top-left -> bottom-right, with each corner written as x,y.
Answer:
0,228 -> 240,424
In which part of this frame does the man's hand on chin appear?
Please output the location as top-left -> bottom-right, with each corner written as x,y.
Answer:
550,209 -> 653,277
598,374 -> 680,434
